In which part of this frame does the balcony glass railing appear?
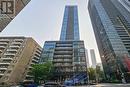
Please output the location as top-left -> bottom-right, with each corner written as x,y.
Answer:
0,42 -> 8,45
0,74 -> 4,76
0,63 -> 10,65
0,68 -> 7,70
0,46 -> 6,48
0,39 -> 9,42
6,49 -> 18,52
4,53 -> 16,56
54,55 -> 72,58
9,46 -> 20,48
1,58 -> 13,61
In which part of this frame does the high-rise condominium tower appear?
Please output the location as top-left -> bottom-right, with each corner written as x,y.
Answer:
118,0 -> 130,12
90,49 -> 97,68
0,0 -> 31,32
88,0 -> 130,81
0,37 -> 42,86
60,6 -> 80,40
40,6 -> 87,82
85,49 -> 90,68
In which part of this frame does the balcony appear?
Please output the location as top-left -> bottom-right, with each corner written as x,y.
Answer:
53,59 -> 72,63
54,51 -> 72,55
12,42 -> 22,45
54,55 -> 72,58
0,50 -> 3,53
0,46 -> 6,49
34,52 -> 41,57
1,58 -> 13,61
0,74 -> 4,76
24,80 -> 34,82
29,66 -> 33,69
14,39 -> 24,42
36,50 -> 41,54
33,56 -> 39,60
26,75 -> 33,78
4,53 -> 16,56
0,63 -> 10,65
31,62 -> 35,65
0,42 -> 8,45
6,49 -> 18,52
54,64 -> 72,67
55,47 -> 73,50
32,59 -> 38,63
56,44 -> 72,47
0,68 -> 7,70
0,39 -> 10,42
9,45 -> 20,49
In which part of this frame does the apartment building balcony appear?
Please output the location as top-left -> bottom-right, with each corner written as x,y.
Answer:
12,42 -> 22,44
54,64 -> 72,67
53,61 -> 72,63
31,62 -> 35,65
29,66 -> 33,69
0,50 -> 3,53
26,75 -> 33,78
4,53 -> 16,56
9,45 -> 20,48
36,50 -> 41,54
54,55 -> 72,58
53,59 -> 72,63
0,67 -> 7,70
0,42 -> 8,45
1,58 -> 13,61
0,63 -> 10,65
0,73 -> 4,76
0,39 -> 10,42
55,47 -> 73,50
54,51 -> 73,55
34,52 -> 41,57
32,59 -> 38,63
53,59 -> 72,61
6,49 -> 18,52
59,69 -> 72,72
0,46 -> 6,49
56,44 -> 72,47
14,39 -> 24,42
23,79 -> 34,82
33,56 -> 39,60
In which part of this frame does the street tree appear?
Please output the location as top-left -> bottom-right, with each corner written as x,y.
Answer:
88,67 -> 96,83
96,65 -> 105,83
31,61 -> 54,84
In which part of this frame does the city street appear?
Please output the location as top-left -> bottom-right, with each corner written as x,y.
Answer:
68,83 -> 130,87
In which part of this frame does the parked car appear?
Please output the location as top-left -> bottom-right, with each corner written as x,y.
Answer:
44,82 -> 66,87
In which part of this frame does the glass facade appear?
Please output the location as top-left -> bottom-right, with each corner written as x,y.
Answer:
88,0 -> 130,81
119,0 -> 130,13
60,6 -> 80,40
40,40 -> 86,81
40,41 -> 55,63
40,5 -> 87,82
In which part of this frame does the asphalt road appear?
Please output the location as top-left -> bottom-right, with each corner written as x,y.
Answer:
68,83 -> 130,87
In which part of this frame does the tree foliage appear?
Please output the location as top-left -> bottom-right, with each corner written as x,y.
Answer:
96,65 -> 105,82
31,61 -> 54,84
88,66 -> 105,83
88,67 -> 96,81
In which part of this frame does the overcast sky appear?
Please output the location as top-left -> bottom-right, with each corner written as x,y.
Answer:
0,0 -> 101,64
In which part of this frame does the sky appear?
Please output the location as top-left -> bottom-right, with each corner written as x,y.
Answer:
0,0 -> 101,64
